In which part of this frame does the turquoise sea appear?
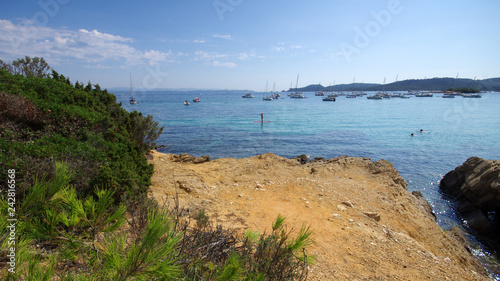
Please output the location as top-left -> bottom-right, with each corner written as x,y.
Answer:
117,90 -> 500,278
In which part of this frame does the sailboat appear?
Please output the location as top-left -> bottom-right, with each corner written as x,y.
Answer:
462,77 -> 481,98
315,82 -> 324,96
290,74 -> 306,98
263,80 -> 273,101
443,73 -> 459,98
129,73 -> 138,104
367,77 -> 386,100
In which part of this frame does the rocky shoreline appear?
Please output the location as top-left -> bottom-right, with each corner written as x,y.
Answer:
440,157 -> 500,256
149,151 -> 492,280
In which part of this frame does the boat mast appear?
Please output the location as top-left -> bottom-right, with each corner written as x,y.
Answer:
452,73 -> 459,92
380,77 -> 386,93
130,73 -> 133,99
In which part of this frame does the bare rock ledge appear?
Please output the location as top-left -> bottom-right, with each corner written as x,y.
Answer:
149,151 -> 490,280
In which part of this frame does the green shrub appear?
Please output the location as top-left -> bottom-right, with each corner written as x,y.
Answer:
0,61 -> 163,203
178,212 -> 314,281
93,208 -> 182,280
240,215 -> 314,280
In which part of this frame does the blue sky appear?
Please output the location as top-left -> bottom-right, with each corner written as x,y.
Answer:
1,0 -> 499,91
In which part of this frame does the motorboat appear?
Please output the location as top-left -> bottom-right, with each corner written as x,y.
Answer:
391,93 -> 409,99
242,93 -> 254,98
290,92 -> 307,99
415,92 -> 433,97
367,94 -> 383,100
462,93 -> 481,98
322,95 -> 336,101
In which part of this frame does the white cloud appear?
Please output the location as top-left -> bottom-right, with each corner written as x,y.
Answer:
193,39 -> 205,43
271,46 -> 285,52
194,50 -> 236,68
0,19 -> 171,66
78,28 -> 132,43
213,60 -> 236,68
83,64 -> 113,69
270,42 -> 304,53
142,49 -> 172,66
213,34 -> 232,40
238,51 -> 261,60
238,52 -> 249,60
194,50 -> 212,61
194,50 -> 229,61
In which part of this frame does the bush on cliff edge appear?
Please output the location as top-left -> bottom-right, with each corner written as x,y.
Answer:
0,58 -> 163,203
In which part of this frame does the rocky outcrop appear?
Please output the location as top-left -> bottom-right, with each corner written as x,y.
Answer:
173,153 -> 210,164
368,159 -> 408,189
440,157 -> 500,237
292,154 -> 309,164
149,152 -> 492,280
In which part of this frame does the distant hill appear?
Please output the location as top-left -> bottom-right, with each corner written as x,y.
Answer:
288,77 -> 500,92
287,83 -> 379,92
480,78 -> 500,91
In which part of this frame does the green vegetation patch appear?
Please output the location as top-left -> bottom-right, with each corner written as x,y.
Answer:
0,57 -> 163,203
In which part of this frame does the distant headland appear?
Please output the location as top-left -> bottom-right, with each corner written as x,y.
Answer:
287,77 -> 500,92
109,77 -> 500,93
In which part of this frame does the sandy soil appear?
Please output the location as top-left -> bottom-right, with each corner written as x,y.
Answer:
148,151 -> 491,280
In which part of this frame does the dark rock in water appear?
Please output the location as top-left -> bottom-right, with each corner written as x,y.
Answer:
440,157 -> 500,239
440,170 -> 461,196
463,209 -> 492,233
292,154 -> 309,164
